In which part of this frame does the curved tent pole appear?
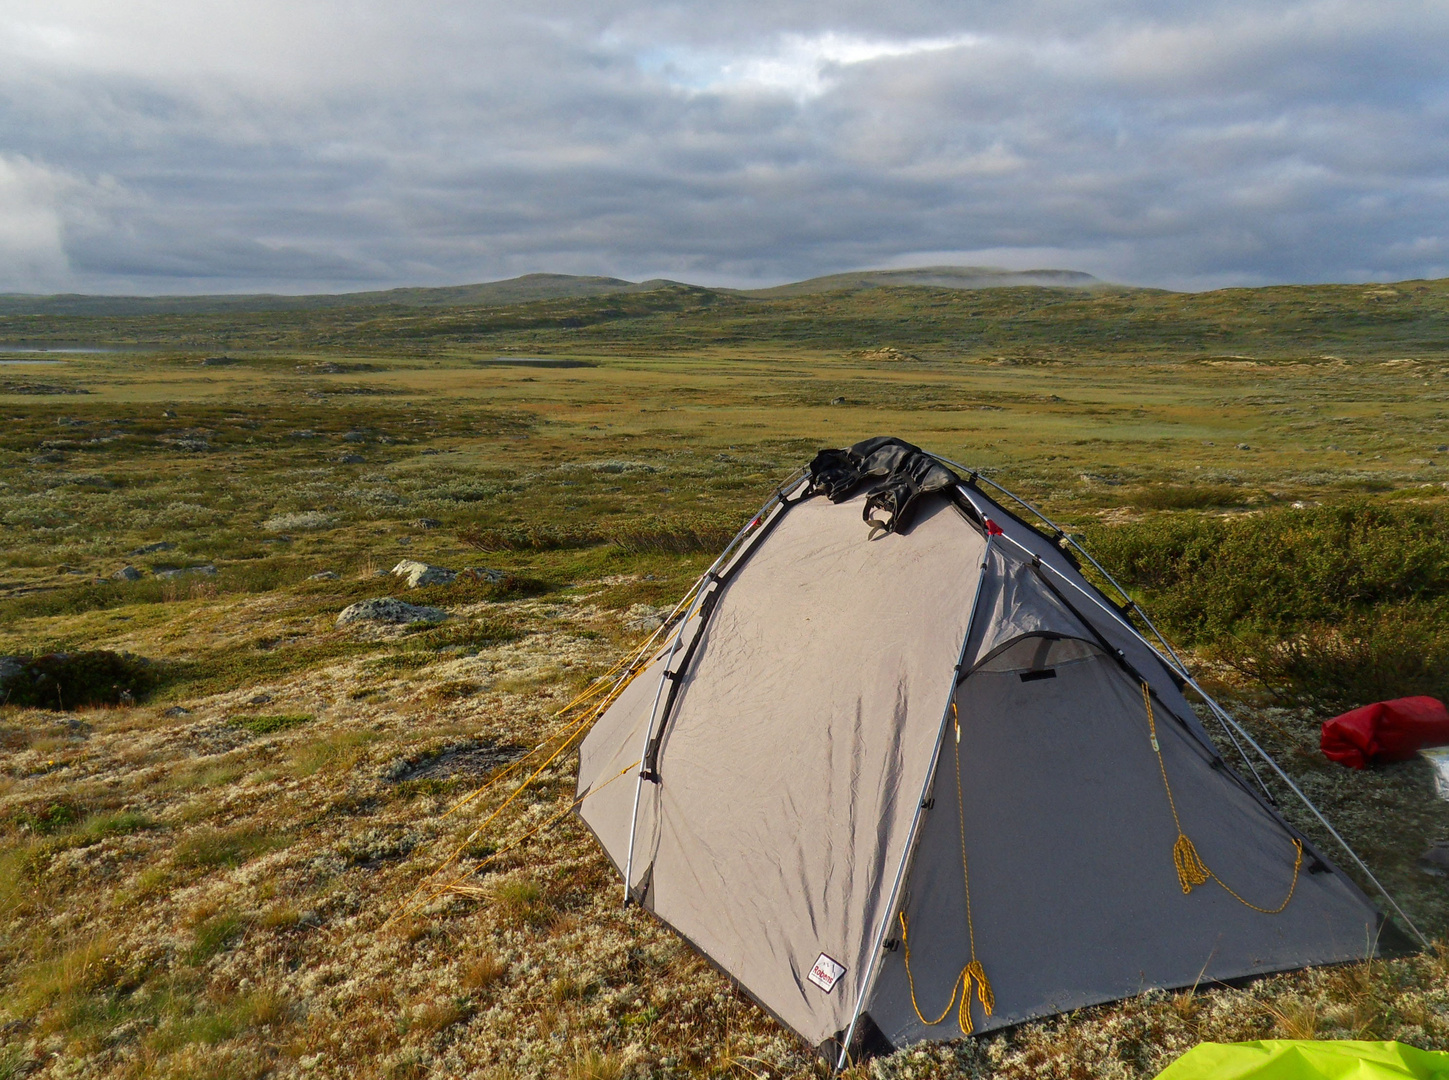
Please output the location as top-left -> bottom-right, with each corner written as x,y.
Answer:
619,470 -> 808,905
835,533 -> 995,1071
951,480 -> 1431,948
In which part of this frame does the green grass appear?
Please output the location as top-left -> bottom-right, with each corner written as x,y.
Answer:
229,713 -> 313,735
173,827 -> 284,869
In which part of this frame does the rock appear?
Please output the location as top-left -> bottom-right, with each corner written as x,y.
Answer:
0,656 -> 25,697
200,356 -> 236,366
1420,840 -> 1449,877
624,604 -> 671,633
860,346 -> 920,362
459,567 -> 505,584
29,452 -> 64,464
342,431 -> 367,443
830,397 -> 846,405
392,559 -> 456,588
338,454 -> 366,464
164,705 -> 192,717
337,597 -> 447,627
308,570 -> 339,581
1236,443 -> 1251,450
413,518 -> 441,530
129,541 -> 175,555
249,694 -> 273,705
113,565 -> 143,581
154,565 -> 216,579
263,511 -> 333,532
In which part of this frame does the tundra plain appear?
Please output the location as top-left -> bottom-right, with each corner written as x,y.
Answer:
3,278 -> 1449,1079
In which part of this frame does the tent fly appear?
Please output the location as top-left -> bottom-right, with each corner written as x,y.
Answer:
574,437 -> 1419,1068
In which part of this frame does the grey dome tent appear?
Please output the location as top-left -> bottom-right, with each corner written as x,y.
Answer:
575,438 -> 1422,1068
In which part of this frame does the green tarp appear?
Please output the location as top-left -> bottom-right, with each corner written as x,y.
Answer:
1158,1041 -> 1449,1079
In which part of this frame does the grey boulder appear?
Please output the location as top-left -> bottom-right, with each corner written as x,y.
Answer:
392,559 -> 456,588
336,597 -> 447,627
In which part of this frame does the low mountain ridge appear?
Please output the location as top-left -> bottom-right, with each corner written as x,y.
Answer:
0,266 -> 1098,317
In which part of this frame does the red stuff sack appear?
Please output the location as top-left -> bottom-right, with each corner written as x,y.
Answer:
1320,696 -> 1449,769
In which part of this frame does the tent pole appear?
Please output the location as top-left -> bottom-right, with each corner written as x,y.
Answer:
978,513 -> 1431,948
835,535 -> 994,1071
619,474 -> 805,905
950,480 -> 1278,800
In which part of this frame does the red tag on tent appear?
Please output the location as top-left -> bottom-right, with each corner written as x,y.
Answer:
985,519 -> 1004,536
1321,696 -> 1449,768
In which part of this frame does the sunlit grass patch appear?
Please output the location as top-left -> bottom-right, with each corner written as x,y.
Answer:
229,712 -> 313,735
490,876 -> 555,929
288,728 -> 382,777
185,911 -> 249,965
173,826 -> 284,869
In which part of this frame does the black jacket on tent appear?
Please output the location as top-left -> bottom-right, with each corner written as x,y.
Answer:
576,438 -> 1407,1066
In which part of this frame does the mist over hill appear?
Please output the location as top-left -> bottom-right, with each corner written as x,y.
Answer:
0,267 -> 1100,318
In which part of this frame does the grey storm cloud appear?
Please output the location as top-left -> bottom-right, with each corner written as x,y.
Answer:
1,0 -> 1447,293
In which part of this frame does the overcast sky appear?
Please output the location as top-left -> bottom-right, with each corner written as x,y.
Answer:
1,0 -> 1446,294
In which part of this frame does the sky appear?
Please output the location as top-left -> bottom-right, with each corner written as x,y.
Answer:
1,0 -> 1446,294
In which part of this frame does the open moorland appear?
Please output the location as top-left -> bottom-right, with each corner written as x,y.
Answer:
3,276 -> 1449,1079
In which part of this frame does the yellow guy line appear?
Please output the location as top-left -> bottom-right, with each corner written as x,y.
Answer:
437,759 -> 641,900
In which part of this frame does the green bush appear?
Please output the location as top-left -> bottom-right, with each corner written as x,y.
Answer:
1083,502 -> 1449,643
0,651 -> 159,709
1213,602 -> 1449,712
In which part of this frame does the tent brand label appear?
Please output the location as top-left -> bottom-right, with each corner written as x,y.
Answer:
807,953 -> 846,994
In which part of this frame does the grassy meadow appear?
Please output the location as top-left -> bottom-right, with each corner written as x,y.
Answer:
3,278 -> 1449,1078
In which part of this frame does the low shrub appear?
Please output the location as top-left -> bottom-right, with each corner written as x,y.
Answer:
1214,602 -> 1449,712
0,651 -> 159,709
230,713 -> 313,735
1084,502 -> 1449,643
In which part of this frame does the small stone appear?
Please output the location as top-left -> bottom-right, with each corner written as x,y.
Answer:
830,397 -> 846,405
129,541 -> 175,555
164,705 -> 192,716
154,564 -> 216,579
459,567 -> 505,584
342,431 -> 367,443
1420,840 -> 1449,876
413,518 -> 441,530
338,454 -> 366,464
624,604 -> 670,633
1236,443 -> 1251,450
308,570 -> 340,581
249,694 -> 273,705
392,559 -> 456,588
337,597 -> 447,627
113,565 -> 143,581
1438,445 -> 1449,452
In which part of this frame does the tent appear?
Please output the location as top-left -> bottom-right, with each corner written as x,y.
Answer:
575,437 -> 1421,1067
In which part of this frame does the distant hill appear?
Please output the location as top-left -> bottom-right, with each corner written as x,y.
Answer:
740,266 -> 1099,298
0,266 -> 1098,317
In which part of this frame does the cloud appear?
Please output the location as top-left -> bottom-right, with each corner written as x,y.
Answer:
641,31 -> 984,100
0,0 -> 1446,293
0,154 -> 76,289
